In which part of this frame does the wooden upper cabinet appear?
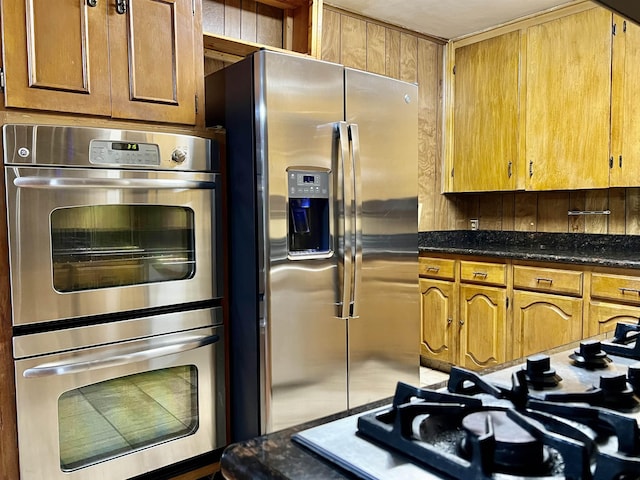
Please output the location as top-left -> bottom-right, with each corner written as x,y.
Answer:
2,0 -> 111,116
452,31 -> 520,192
525,8 -> 612,190
1,0 -> 197,125
610,15 -> 640,187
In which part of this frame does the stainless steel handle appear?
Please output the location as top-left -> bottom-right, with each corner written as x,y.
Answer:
337,122 -> 353,320
426,266 -> 440,272
14,176 -> 216,190
619,287 -> 640,295
473,271 -> 488,278
23,333 -> 219,378
536,277 -> 553,284
349,123 -> 362,319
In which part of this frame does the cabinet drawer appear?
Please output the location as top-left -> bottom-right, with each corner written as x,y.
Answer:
419,257 -> 455,280
513,265 -> 583,296
459,261 -> 506,286
591,273 -> 640,304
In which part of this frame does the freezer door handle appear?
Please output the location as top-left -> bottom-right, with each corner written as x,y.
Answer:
337,121 -> 353,320
349,123 -> 362,318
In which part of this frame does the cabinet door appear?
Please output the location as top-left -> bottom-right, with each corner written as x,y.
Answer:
611,15 -> 640,186
420,278 -> 456,365
458,284 -> 506,370
108,0 -> 197,124
1,0 -> 111,115
512,290 -> 582,358
525,8 -> 612,190
452,31 -> 520,192
587,301 -> 640,337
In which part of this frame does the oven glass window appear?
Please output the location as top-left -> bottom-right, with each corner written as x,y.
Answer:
50,205 -> 195,292
58,365 -> 198,471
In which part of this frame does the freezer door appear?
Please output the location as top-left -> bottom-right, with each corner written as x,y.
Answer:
257,51 -> 348,432
344,68 -> 420,408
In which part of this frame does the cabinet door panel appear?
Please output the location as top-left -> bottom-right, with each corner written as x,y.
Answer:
587,301 -> 640,337
452,31 -> 519,192
420,279 -> 455,364
109,0 -> 196,124
513,290 -> 582,358
459,285 -> 506,370
525,8 -> 612,190
2,0 -> 111,115
611,15 -> 640,186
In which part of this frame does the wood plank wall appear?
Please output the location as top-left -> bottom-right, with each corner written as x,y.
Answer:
319,6 -> 447,233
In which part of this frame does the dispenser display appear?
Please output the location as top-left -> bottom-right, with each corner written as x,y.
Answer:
287,169 -> 330,256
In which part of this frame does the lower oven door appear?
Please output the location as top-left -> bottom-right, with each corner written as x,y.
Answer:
14,325 -> 225,480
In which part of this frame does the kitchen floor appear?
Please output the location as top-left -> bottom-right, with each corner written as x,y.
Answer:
419,365 -> 449,387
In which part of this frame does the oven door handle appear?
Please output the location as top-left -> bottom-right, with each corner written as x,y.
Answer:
22,333 -> 220,378
13,176 -> 216,190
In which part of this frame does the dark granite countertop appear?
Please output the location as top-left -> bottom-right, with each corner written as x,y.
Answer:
219,398 -> 394,480
419,231 -> 640,269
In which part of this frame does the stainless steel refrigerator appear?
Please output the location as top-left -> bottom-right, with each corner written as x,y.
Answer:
206,50 -> 419,442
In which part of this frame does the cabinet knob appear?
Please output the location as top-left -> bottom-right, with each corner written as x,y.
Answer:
87,0 -> 98,6
447,317 -> 453,325
459,319 -> 465,326
116,0 -> 127,14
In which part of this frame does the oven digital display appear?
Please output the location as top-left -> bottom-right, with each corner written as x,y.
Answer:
112,142 -> 140,151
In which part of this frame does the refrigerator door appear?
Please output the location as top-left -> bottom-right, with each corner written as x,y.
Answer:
257,51 -> 348,432
344,69 -> 419,408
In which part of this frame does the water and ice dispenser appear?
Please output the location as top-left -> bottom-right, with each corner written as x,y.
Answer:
287,169 -> 330,256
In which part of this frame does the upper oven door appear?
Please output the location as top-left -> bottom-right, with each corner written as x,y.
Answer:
4,166 -> 219,326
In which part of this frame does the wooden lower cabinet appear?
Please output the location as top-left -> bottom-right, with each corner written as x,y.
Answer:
420,278 -> 456,364
458,284 -> 507,369
512,290 -> 583,358
587,301 -> 640,337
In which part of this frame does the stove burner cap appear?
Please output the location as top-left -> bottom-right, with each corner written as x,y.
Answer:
459,410 -> 550,475
523,354 -> 562,389
570,340 -> 612,369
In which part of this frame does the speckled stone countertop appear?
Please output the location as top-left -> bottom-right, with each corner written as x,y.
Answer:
419,230 -> 640,269
219,398 -> 394,480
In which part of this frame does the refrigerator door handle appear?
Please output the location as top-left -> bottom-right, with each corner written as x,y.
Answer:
348,123 -> 362,318
337,121 -> 353,320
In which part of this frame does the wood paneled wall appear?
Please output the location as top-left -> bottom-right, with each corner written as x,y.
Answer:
319,6 -> 446,233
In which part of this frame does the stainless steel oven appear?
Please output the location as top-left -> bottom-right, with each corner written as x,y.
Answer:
3,124 -> 226,479
13,306 -> 226,480
3,124 -> 220,327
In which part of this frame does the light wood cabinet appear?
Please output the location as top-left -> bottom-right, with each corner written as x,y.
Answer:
420,278 -> 456,364
451,31 -> 520,192
1,0 -> 198,125
610,15 -> 640,187
512,290 -> 583,358
525,7 -> 612,190
420,256 -> 507,370
587,301 -> 640,337
458,284 -> 507,369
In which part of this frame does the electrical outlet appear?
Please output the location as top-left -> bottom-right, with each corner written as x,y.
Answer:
470,219 -> 479,231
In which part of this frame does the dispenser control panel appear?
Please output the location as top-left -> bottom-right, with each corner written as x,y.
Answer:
288,170 -> 329,199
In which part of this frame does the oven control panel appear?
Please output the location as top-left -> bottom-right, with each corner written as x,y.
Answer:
89,140 -> 162,166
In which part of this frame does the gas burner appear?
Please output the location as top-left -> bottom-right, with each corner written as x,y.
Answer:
522,354 -> 562,390
600,373 -> 639,410
569,340 -> 612,369
459,410 -> 552,476
627,363 -> 640,394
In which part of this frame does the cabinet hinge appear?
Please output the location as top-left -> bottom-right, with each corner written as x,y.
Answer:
195,94 -> 199,114
624,20 -> 627,33
451,167 -> 454,178
452,65 -> 456,75
609,156 -> 614,168
0,67 -> 4,92
192,0 -> 195,15
613,23 -> 617,36
506,297 -> 509,309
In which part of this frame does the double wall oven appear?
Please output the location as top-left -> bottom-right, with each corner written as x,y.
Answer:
3,124 -> 225,479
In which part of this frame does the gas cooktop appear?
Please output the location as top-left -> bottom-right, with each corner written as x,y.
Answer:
293,322 -> 640,480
